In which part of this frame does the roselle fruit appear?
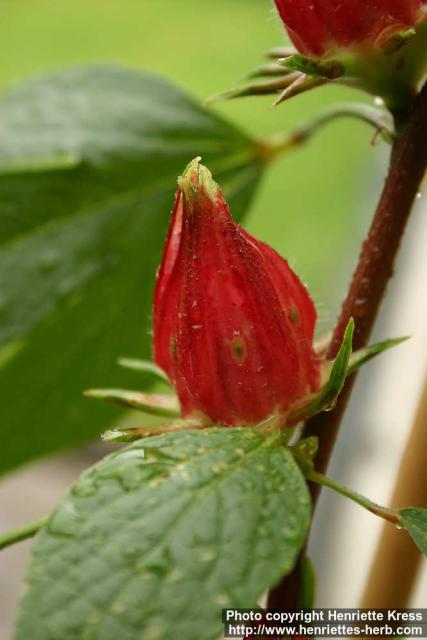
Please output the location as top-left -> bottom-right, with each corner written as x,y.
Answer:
274,0 -> 427,57
153,158 -> 320,427
272,0 -> 427,108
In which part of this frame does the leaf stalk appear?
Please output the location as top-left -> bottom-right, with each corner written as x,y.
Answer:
305,470 -> 400,525
0,517 -> 48,551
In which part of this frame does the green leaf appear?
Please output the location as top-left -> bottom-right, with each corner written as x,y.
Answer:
16,429 -> 311,640
0,66 -> 264,474
400,508 -> 427,556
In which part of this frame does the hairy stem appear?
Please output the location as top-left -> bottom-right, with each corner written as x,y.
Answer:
304,80 -> 427,481
0,517 -> 48,551
268,79 -> 427,609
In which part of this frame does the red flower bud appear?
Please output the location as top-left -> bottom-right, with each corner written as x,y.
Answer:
153,158 -> 320,427
274,0 -> 427,57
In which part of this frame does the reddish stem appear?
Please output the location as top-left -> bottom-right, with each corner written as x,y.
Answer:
268,79 -> 427,609
306,80 -> 427,484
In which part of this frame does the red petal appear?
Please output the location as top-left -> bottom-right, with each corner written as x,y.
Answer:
153,189 -> 185,378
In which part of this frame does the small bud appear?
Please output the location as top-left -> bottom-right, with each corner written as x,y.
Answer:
153,158 -> 320,427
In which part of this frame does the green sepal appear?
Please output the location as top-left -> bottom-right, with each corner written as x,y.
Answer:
381,28 -> 416,56
102,427 -> 144,443
207,73 -> 301,103
84,388 -> 180,417
102,420 -> 204,443
281,54 -> 345,80
347,336 -> 409,376
117,358 -> 171,385
310,316 -> 354,407
289,318 -> 354,422
245,62 -> 291,79
400,508 -> 427,557
288,322 -> 406,424
265,45 -> 298,60
274,74 -> 327,105
230,20 -> 427,111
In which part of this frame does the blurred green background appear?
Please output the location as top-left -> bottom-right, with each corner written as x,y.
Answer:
0,0 -> 386,322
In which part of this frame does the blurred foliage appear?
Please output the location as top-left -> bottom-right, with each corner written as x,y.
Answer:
0,67 -> 263,474
0,0 -> 389,470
